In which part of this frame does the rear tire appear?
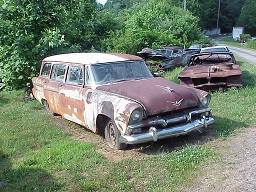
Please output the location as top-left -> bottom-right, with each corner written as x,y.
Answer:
104,119 -> 127,150
42,100 -> 55,116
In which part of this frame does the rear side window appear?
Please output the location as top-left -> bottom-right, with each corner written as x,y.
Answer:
51,64 -> 67,81
66,66 -> 83,85
40,63 -> 51,76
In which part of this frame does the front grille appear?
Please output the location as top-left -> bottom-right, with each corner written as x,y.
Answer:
192,77 -> 227,85
192,78 -> 208,85
210,77 -> 227,83
128,107 -> 212,133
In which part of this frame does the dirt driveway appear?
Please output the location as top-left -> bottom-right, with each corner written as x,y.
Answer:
187,126 -> 256,191
223,44 -> 256,66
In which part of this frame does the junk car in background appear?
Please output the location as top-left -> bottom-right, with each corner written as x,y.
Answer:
185,44 -> 202,54
137,46 -> 184,60
32,53 -> 214,150
178,52 -> 242,91
137,46 -> 193,72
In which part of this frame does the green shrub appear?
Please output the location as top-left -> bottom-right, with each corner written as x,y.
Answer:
245,40 -> 256,49
240,34 -> 251,42
104,0 -> 202,54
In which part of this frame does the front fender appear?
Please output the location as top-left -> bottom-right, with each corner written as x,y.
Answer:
85,89 -> 142,134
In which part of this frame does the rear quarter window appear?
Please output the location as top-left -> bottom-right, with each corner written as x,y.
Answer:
40,63 -> 52,76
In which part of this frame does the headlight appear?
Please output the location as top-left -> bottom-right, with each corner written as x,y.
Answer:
129,109 -> 143,123
200,94 -> 211,108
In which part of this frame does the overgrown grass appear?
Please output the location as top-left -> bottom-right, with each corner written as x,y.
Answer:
0,90 -> 216,191
218,36 -> 244,47
212,58 -> 256,137
219,36 -> 256,50
0,93 -> 216,191
1,57 -> 256,191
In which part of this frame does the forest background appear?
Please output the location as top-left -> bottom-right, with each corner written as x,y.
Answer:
0,0 -> 255,90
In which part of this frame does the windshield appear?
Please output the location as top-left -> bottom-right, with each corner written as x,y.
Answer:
200,47 -> 229,53
91,60 -> 153,84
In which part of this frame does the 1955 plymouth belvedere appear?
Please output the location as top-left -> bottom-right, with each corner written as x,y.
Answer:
32,53 -> 214,150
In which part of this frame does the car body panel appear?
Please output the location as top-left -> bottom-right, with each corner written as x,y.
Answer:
178,52 -> 242,91
137,46 -> 193,71
185,44 -> 202,54
97,77 -> 200,115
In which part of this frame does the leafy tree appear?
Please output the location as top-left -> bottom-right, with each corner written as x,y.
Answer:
187,0 -> 221,32
104,0 -> 141,13
0,0 -> 117,90
237,0 -> 256,36
104,0 -> 246,33
214,0 -> 245,33
104,0 -> 202,54
0,0 -> 65,89
227,0 -> 246,22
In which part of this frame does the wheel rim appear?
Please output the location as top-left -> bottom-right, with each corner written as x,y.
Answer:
108,122 -> 117,147
105,120 -> 127,150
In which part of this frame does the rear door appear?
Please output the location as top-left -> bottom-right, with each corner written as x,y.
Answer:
44,63 -> 67,114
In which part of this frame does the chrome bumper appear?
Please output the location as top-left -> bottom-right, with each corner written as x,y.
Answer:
119,116 -> 214,144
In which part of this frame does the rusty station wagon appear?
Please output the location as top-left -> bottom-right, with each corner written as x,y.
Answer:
178,52 -> 243,91
32,53 -> 214,150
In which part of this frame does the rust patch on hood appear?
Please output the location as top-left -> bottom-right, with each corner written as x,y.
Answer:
97,77 -> 200,115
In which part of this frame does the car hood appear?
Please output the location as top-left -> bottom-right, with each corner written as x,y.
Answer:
96,77 -> 201,115
179,63 -> 242,78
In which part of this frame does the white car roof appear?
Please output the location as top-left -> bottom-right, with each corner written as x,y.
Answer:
43,53 -> 143,65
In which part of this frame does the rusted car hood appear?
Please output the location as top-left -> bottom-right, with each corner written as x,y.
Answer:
179,63 -> 242,78
97,77 -> 200,115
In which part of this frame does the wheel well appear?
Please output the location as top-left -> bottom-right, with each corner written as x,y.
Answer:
96,114 -> 110,136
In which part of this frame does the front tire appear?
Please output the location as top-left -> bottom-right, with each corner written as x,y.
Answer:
104,119 -> 127,150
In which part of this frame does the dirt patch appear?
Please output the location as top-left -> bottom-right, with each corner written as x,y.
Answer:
187,126 -> 256,191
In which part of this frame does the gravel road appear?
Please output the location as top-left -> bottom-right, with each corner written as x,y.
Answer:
219,44 -> 256,66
